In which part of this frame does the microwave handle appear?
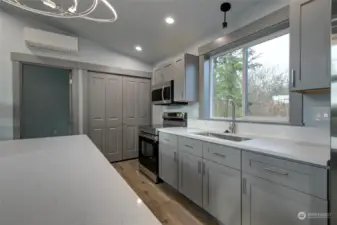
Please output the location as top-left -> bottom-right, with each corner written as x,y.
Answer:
162,86 -> 164,101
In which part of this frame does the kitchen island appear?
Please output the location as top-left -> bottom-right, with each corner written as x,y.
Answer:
0,135 -> 161,225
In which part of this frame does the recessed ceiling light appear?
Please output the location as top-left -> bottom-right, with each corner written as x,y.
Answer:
135,45 -> 142,52
165,17 -> 175,25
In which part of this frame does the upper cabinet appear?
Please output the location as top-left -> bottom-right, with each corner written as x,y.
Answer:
173,54 -> 199,102
161,63 -> 174,82
289,0 -> 331,91
152,53 -> 199,103
152,68 -> 163,86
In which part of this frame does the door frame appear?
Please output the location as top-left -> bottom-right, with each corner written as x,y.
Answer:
12,61 -> 79,139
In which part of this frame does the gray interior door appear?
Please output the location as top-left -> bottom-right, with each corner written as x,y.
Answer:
122,76 -> 139,160
21,64 -> 70,139
89,72 -> 106,154
105,74 -> 123,162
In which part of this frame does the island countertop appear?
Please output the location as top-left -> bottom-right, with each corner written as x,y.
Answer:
158,127 -> 330,167
0,135 -> 161,225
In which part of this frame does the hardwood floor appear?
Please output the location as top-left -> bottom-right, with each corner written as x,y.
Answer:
112,159 -> 219,225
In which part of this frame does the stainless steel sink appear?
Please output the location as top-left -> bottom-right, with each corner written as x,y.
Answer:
194,132 -> 251,142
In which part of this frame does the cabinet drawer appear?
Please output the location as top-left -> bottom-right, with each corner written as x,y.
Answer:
203,142 -> 241,170
159,132 -> 178,148
242,151 -> 327,199
178,137 -> 203,157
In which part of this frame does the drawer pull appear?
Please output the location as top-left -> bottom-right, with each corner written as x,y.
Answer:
185,144 -> 193,149
213,152 -> 227,158
264,167 -> 289,176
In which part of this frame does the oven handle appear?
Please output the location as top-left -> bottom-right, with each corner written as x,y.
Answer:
139,133 -> 158,142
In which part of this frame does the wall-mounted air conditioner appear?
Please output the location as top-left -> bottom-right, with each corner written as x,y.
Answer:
24,27 -> 79,53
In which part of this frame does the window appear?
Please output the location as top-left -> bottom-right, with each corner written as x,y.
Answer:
210,32 -> 290,121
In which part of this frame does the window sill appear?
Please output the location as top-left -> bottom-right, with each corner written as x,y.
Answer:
207,117 -> 295,126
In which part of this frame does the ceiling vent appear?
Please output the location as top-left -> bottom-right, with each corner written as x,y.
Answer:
24,27 -> 79,53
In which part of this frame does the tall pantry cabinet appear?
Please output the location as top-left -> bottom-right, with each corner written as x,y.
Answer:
88,72 -> 151,162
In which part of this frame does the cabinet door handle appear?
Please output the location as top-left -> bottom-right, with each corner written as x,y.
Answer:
242,178 -> 247,195
198,161 -> 201,174
184,144 -> 193,149
207,167 -> 210,205
213,152 -> 226,158
202,162 -> 205,175
264,167 -> 289,176
291,69 -> 296,87
164,138 -> 170,142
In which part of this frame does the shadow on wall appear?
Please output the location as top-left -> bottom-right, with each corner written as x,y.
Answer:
0,103 -> 13,141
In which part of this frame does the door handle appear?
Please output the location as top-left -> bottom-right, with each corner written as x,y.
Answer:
184,144 -> 193,149
161,86 -> 164,101
291,69 -> 296,87
198,161 -> 201,174
264,167 -> 289,176
213,152 -> 226,158
242,178 -> 247,195
202,162 -> 205,175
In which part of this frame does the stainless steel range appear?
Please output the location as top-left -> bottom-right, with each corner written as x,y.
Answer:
138,112 -> 187,183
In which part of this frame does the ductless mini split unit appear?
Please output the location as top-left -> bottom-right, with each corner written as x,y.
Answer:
24,27 -> 79,53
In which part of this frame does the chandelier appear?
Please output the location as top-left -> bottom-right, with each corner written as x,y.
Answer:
2,0 -> 118,23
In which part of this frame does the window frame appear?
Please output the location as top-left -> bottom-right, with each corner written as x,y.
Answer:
209,29 -> 290,123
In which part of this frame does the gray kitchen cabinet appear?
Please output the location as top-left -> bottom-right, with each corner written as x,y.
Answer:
137,79 -> 151,126
242,173 -> 328,225
152,68 -> 163,86
289,0 -> 331,91
159,142 -> 178,189
203,160 -> 241,225
179,151 -> 203,207
173,54 -> 199,102
161,63 -> 174,82
123,76 -> 139,160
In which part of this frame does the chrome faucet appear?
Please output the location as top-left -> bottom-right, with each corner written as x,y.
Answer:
228,99 -> 236,134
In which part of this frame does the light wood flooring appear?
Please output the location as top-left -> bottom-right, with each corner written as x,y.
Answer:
112,159 -> 218,225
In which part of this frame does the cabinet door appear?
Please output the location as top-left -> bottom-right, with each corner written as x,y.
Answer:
290,0 -> 330,91
179,152 -> 203,207
123,77 -> 138,160
242,173 -> 328,225
105,75 -> 123,162
173,58 -> 185,101
137,79 -> 151,126
153,69 -> 163,86
162,63 -> 174,82
159,143 -> 178,189
203,160 -> 241,225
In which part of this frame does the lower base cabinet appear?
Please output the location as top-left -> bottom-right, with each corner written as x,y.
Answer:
159,143 -> 178,189
203,160 -> 241,225
179,152 -> 203,207
242,173 -> 328,225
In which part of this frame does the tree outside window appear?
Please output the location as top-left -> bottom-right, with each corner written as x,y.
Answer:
211,33 -> 290,120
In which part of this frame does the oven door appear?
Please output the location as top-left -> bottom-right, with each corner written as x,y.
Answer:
138,132 -> 159,175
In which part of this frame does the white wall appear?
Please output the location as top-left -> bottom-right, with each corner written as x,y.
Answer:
0,9 -> 152,140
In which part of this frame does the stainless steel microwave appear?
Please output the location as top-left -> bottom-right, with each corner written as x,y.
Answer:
152,81 -> 173,105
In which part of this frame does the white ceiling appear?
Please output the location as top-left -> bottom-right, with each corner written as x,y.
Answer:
1,0 -> 285,65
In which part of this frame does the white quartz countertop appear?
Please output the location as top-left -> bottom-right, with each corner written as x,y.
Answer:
158,127 -> 330,167
0,135 -> 161,225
